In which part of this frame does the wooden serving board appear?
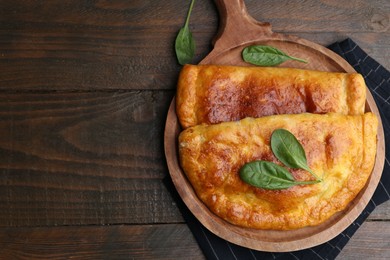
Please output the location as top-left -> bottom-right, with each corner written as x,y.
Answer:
164,0 -> 385,252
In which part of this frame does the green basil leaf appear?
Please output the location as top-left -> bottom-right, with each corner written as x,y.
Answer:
175,27 -> 195,65
175,0 -> 196,65
240,161 -> 319,190
271,129 -> 321,180
242,45 -> 307,66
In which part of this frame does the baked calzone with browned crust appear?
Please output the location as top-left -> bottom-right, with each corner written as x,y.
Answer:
178,113 -> 378,230
176,64 -> 366,128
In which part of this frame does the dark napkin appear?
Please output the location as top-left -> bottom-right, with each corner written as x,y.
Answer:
165,38 -> 390,260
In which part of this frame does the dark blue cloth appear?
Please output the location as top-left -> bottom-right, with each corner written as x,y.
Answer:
166,39 -> 390,260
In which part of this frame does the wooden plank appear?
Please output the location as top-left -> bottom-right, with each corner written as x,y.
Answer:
245,0 -> 390,33
0,222 -> 389,259
337,221 -> 390,259
0,91 -> 172,172
0,91 -> 186,226
0,0 -> 388,91
0,176 -> 183,226
0,0 -> 217,91
367,201 -> 390,220
1,0 -> 386,33
0,224 -> 205,260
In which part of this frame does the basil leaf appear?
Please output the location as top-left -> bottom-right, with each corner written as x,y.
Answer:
240,161 -> 319,190
271,129 -> 321,180
242,45 -> 307,66
175,0 -> 196,65
175,27 -> 195,65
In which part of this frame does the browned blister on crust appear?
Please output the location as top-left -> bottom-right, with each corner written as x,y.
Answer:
178,113 -> 377,230
176,65 -> 366,128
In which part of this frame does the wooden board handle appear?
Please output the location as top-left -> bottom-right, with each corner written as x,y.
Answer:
203,0 -> 274,63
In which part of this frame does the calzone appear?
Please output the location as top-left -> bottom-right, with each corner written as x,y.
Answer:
178,113 -> 378,230
176,64 -> 366,128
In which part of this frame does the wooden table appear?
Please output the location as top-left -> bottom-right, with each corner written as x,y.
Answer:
0,0 -> 389,259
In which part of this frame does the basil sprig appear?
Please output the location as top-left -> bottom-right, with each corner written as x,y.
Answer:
242,45 -> 307,66
271,129 -> 322,180
240,129 -> 322,190
175,0 -> 196,65
240,161 -> 321,190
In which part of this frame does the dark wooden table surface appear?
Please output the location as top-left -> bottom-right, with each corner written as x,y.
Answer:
0,0 -> 389,259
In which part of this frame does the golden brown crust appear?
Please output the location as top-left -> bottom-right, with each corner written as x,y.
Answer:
178,113 -> 378,230
176,65 -> 367,128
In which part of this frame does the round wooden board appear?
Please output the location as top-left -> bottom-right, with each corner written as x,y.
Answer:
164,0 -> 385,252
